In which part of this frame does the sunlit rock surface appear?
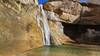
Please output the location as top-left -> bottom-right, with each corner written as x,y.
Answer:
45,11 -> 74,45
49,20 -> 74,45
0,2 -> 43,56
44,1 -> 82,23
45,0 -> 100,25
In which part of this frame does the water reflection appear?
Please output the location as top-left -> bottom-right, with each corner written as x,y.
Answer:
26,45 -> 100,56
42,46 -> 50,56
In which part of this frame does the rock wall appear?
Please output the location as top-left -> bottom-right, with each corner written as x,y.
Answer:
0,2 -> 43,56
44,0 -> 82,23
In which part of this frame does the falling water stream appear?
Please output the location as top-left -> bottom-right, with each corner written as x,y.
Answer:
39,5 -> 51,45
34,0 -> 51,46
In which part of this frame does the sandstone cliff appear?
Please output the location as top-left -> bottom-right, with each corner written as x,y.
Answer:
0,1 -> 43,56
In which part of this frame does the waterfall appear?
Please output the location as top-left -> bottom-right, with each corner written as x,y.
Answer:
39,5 -> 51,45
34,5 -> 50,46
34,0 -> 51,46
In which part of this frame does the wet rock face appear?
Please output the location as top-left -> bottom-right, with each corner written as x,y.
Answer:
0,3 -> 43,56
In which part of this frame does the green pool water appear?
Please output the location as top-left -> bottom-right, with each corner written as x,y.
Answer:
26,44 -> 100,56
